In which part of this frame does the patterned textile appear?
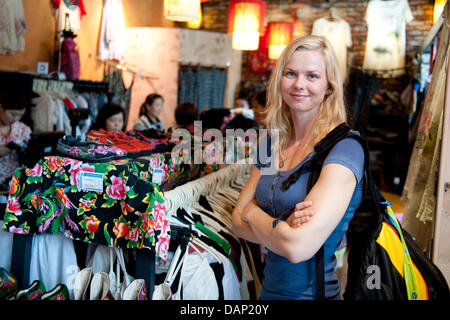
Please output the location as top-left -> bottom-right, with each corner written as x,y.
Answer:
0,121 -> 31,185
1,131 -> 251,259
401,5 -> 450,251
1,156 -> 170,260
177,65 -> 227,112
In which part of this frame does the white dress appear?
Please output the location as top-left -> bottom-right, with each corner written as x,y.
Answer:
0,0 -> 26,54
97,0 -> 127,62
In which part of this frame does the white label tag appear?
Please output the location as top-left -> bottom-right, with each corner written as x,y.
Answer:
80,171 -> 104,192
152,168 -> 164,185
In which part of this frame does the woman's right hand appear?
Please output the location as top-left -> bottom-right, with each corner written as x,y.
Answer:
0,145 -> 12,157
286,201 -> 314,228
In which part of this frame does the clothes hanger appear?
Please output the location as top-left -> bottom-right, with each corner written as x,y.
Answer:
190,235 -> 223,264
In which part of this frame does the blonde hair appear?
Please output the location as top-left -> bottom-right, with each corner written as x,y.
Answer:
264,35 -> 347,152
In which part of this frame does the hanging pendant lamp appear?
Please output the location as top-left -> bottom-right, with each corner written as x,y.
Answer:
433,0 -> 447,24
187,4 -> 202,29
267,21 -> 294,60
164,0 -> 201,22
228,0 -> 266,51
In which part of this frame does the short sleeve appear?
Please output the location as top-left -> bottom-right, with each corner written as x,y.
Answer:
323,137 -> 365,184
404,0 -> 413,24
344,20 -> 352,47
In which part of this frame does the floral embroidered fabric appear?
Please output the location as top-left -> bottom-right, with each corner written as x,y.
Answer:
1,156 -> 170,260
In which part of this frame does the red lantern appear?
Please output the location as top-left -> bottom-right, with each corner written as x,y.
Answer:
227,0 -> 266,51
267,21 -> 294,60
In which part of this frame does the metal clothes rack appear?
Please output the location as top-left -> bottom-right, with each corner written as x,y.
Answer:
99,59 -> 159,92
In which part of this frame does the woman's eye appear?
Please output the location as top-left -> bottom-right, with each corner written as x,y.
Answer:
284,71 -> 296,77
307,74 -> 318,79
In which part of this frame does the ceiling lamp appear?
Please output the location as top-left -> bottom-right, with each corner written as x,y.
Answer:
164,0 -> 201,22
267,21 -> 294,60
433,0 -> 447,24
228,0 -> 266,51
187,5 -> 202,29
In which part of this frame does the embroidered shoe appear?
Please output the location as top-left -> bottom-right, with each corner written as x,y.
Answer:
122,279 -> 148,300
40,284 -> 70,300
73,267 -> 93,300
0,268 -> 18,300
6,280 -> 46,300
87,129 -> 153,158
57,135 -> 127,162
89,272 -> 114,300
126,130 -> 176,154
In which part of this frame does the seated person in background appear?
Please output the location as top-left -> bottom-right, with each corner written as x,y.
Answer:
175,102 -> 198,131
0,95 -> 31,191
91,102 -> 126,133
234,97 -> 250,110
233,93 -> 254,121
133,93 -> 164,132
251,89 -> 267,128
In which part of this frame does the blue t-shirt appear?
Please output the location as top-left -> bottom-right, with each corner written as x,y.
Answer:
254,134 -> 365,300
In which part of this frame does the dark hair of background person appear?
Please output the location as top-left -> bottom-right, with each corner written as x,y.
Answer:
175,102 -> 198,126
92,102 -> 126,131
200,108 -> 231,130
139,93 -> 164,116
253,90 -> 267,107
0,95 -> 28,110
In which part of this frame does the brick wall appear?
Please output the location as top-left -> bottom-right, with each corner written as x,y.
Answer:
200,0 -> 435,96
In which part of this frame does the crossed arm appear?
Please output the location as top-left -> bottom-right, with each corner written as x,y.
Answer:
231,163 -> 357,263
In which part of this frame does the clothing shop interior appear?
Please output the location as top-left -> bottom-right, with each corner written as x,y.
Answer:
0,0 -> 449,302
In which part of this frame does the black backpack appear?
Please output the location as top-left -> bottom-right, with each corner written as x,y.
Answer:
281,122 -> 450,300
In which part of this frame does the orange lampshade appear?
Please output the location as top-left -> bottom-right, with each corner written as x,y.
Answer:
434,0 -> 447,24
164,0 -> 201,22
267,21 -> 294,60
228,0 -> 266,51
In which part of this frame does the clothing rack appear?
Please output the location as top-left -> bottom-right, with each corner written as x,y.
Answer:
72,79 -> 109,93
99,59 -> 159,80
164,161 -> 251,217
8,163 -> 250,300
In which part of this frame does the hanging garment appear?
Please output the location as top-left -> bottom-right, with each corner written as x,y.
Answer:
29,233 -> 78,300
0,0 -> 26,55
178,65 -> 227,112
103,66 -> 134,121
1,156 -> 170,261
0,121 -> 31,185
98,0 -> 127,62
60,38 -> 81,81
401,9 -> 450,251
177,65 -> 196,105
53,0 -> 84,32
179,251 -> 219,300
312,16 -> 352,82
0,221 -> 13,272
32,95 -> 60,132
363,0 -> 413,77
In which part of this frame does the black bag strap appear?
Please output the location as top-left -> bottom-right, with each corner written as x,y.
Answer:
280,122 -> 381,299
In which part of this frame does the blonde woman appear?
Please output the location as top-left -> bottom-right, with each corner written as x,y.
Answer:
231,36 -> 365,300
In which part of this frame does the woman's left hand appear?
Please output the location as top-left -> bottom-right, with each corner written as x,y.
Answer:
286,201 -> 314,228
